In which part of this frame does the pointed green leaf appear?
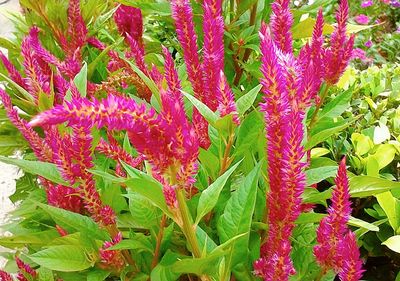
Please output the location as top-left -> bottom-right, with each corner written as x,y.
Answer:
182,91 -> 218,125
236,85 -> 262,116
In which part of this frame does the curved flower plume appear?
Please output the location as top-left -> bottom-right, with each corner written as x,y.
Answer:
47,183 -> 83,213
65,0 -> 88,56
324,0 -> 355,85
99,232 -> 125,273
29,92 -> 199,203
114,4 -> 143,47
0,51 -> 27,89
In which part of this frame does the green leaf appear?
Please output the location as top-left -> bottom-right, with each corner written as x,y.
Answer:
318,89 -> 352,120
305,166 -> 338,186
348,216 -> 379,232
108,239 -> 153,253
306,118 -> 356,150
0,73 -> 34,102
73,62 -> 87,97
382,235 -> 400,253
235,110 -> 264,156
376,192 -> 400,233
0,230 -> 60,248
236,85 -> 262,116
122,163 -> 171,217
0,156 -> 68,186
217,162 -> 261,270
195,161 -> 241,224
37,203 -> 109,240
87,269 -> 111,281
350,176 -> 400,198
30,245 -> 93,272
310,147 -> 330,158
373,144 -> 397,170
292,17 -> 334,39
38,267 -> 54,281
347,23 -> 378,34
126,192 -> 162,228
182,91 -> 218,125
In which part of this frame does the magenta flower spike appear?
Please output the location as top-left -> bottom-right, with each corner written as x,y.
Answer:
99,232 -> 125,272
324,0 -> 355,85
314,158 -> 357,273
126,33 -> 149,75
47,183 -> 83,213
217,71 -> 239,124
0,271 -> 13,281
202,0 -> 224,111
338,232 -> 364,281
270,0 -> 293,54
0,89 -> 52,161
114,4 -> 144,47
15,257 -> 37,281
0,51 -> 27,89
66,0 -> 88,55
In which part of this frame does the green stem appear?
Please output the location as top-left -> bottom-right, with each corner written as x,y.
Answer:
308,85 -> 330,131
176,189 -> 202,258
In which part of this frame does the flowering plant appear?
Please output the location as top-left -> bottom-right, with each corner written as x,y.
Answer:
0,0 -> 398,280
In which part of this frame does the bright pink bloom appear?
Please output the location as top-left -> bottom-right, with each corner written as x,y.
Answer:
0,271 -> 13,281
66,0 -> 88,55
324,0 -> 354,85
364,40 -> 373,48
338,232 -> 364,281
354,14 -> 370,25
99,232 -> 125,272
202,0 -> 224,111
0,51 -> 27,89
47,184 -> 83,213
16,257 -> 37,281
314,158 -> 355,272
270,0 -> 293,53
217,71 -> 239,124
114,5 -> 143,46
361,0 -> 374,7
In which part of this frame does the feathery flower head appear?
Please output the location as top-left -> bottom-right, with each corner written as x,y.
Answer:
47,184 -> 83,213
15,257 -> 37,281
270,0 -> 293,54
324,0 -> 354,85
99,232 -> 125,272
0,271 -> 12,281
66,0 -> 88,54
338,231 -> 364,281
114,4 -> 143,46
314,157 -> 353,271
0,51 -> 27,89
217,71 -> 240,125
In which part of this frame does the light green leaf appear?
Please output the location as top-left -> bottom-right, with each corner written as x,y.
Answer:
350,176 -> 400,198
310,147 -> 330,158
30,245 -> 93,272
38,267 -> 54,281
37,203 -> 109,240
348,216 -> 379,232
236,85 -> 262,116
195,161 -> 241,225
218,162 -> 261,269
0,72 -> 34,102
0,156 -> 68,186
318,89 -> 352,120
382,235 -> 400,253
292,17 -> 334,39
73,63 -> 87,97
305,166 -> 338,186
182,91 -> 218,125
376,191 -> 400,233
373,144 -> 397,170
347,23 -> 378,34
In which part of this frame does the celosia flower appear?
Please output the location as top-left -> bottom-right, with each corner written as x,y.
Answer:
354,14 -> 370,25
217,71 -> 240,124
314,158 -> 351,269
47,184 -> 83,213
270,0 -> 293,53
114,4 -> 143,46
65,0 -> 88,56
0,271 -> 13,281
338,231 -> 364,281
99,232 -> 125,272
0,51 -> 27,89
361,0 -> 374,7
352,48 -> 372,63
15,257 -> 37,281
324,0 -> 355,85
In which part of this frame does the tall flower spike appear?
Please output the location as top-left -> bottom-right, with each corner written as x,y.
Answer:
270,0 -> 293,54
99,232 -> 125,273
171,0 -> 210,149
338,231 -> 364,281
47,183 -> 83,213
314,157 -> 352,271
66,0 -> 88,55
217,71 -> 239,125
324,0 -> 354,85
202,0 -> 224,111
15,257 -> 37,281
114,4 -> 143,47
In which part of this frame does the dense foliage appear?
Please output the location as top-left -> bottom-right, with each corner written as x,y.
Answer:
0,0 -> 398,280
